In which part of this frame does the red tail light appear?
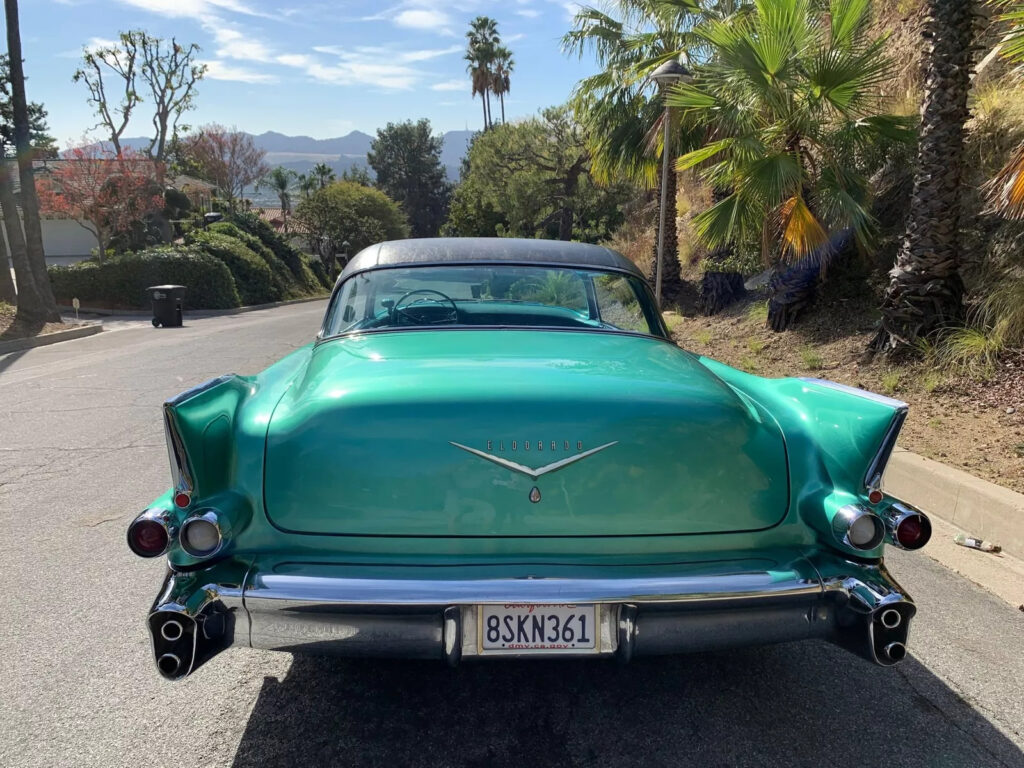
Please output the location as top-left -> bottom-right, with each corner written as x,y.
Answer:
127,509 -> 175,557
173,492 -> 192,509
884,503 -> 932,550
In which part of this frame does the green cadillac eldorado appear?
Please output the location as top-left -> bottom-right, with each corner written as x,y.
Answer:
128,238 -> 932,680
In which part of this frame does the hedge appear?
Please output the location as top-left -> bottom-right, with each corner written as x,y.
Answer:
228,212 -> 321,292
48,247 -> 241,310
187,230 -> 282,305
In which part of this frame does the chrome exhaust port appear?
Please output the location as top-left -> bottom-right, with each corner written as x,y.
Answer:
884,642 -> 907,663
160,619 -> 184,642
157,653 -> 181,677
878,608 -> 902,630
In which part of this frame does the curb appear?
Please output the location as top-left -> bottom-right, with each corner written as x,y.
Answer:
0,323 -> 103,355
885,448 -> 1024,558
57,294 -> 328,318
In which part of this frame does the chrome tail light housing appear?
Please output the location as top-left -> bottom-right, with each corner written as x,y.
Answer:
832,504 -> 886,551
127,509 -> 177,558
883,502 -> 932,550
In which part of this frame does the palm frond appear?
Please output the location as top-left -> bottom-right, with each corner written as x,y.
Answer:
780,194 -> 829,257
987,141 -> 1024,219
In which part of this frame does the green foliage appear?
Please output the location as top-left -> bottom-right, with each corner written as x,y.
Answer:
933,327 -> 1004,379
563,0 -> 713,187
227,211 -> 324,293
666,0 -> 914,266
187,230 -> 281,305
47,247 -> 240,309
306,255 -> 332,289
294,180 -> 409,255
880,370 -> 902,395
444,106 -> 634,242
799,346 -> 824,371
368,118 -> 452,237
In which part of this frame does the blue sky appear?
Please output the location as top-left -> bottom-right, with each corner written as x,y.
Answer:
20,0 -> 597,145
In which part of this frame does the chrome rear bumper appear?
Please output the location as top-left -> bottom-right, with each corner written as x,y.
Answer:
146,554 -> 916,680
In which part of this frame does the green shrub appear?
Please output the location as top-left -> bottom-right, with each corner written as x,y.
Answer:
206,221 -> 297,297
306,255 -> 331,289
48,247 -> 240,310
187,230 -> 282,305
294,181 -> 409,256
228,212 -> 315,287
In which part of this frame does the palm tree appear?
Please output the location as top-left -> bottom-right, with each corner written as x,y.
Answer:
259,166 -> 297,233
564,0 -> 714,299
311,162 -> 335,190
492,46 -> 514,124
873,0 -> 977,354
3,0 -> 59,324
296,172 -> 318,199
987,0 -> 1024,219
466,16 -> 499,130
668,0 -> 911,325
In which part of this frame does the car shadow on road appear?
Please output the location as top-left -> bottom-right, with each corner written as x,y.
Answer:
230,641 -> 1022,768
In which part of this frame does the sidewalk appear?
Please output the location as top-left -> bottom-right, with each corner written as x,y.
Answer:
886,447 -> 1024,559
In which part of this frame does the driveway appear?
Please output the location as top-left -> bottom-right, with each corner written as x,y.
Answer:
1,301 -> 1021,768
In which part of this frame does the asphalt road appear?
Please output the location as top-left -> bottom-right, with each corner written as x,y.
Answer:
1,301 -> 1022,768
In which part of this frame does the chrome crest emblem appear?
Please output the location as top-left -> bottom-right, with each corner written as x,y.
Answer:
449,440 -> 618,480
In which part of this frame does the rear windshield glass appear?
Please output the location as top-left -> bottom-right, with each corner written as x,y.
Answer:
322,265 -> 663,338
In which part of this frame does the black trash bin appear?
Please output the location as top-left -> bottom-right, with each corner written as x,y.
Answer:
147,285 -> 185,328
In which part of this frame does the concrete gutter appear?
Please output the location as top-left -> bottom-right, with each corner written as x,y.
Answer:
0,323 -> 102,355
57,294 -> 327,318
885,447 -> 1024,559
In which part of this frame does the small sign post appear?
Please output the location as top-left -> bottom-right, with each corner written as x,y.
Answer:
72,297 -> 80,321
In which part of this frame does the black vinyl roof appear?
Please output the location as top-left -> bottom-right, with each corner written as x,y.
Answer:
340,238 -> 644,280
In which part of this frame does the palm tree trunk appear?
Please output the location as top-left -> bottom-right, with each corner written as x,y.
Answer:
500,93 -> 506,124
648,168 -> 682,300
4,0 -> 60,324
480,94 -> 488,131
484,88 -> 492,130
0,160 -> 47,322
0,225 -> 16,304
872,0 -> 975,355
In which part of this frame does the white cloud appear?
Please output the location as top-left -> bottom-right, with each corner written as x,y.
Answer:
209,27 -> 274,62
394,8 -> 452,31
304,60 -> 419,90
430,79 -> 466,91
114,0 -> 270,18
285,43 -> 462,89
276,53 -> 315,68
516,8 -> 541,17
201,59 -> 277,83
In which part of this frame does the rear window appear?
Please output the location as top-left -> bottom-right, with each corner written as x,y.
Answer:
322,265 -> 663,338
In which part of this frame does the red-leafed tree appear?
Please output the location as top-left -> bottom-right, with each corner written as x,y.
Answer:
179,124 -> 268,210
37,145 -> 165,260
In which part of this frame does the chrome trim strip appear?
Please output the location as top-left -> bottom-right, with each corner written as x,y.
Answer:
242,571 -> 824,607
799,378 -> 908,409
165,374 -> 237,407
448,441 -> 618,480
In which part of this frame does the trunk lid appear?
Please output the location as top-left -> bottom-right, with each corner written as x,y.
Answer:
263,331 -> 788,537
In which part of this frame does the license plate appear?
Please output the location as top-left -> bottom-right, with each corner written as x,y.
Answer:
479,604 -> 597,653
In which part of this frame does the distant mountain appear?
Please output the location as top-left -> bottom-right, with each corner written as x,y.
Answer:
119,128 -> 475,186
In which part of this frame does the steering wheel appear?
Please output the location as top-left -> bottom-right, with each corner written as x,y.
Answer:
392,289 -> 459,325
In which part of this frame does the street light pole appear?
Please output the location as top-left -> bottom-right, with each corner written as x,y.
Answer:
649,59 -> 692,306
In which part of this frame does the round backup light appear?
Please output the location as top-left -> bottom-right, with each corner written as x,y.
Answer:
128,518 -> 169,558
848,514 -> 882,548
833,505 -> 885,551
180,512 -> 222,557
